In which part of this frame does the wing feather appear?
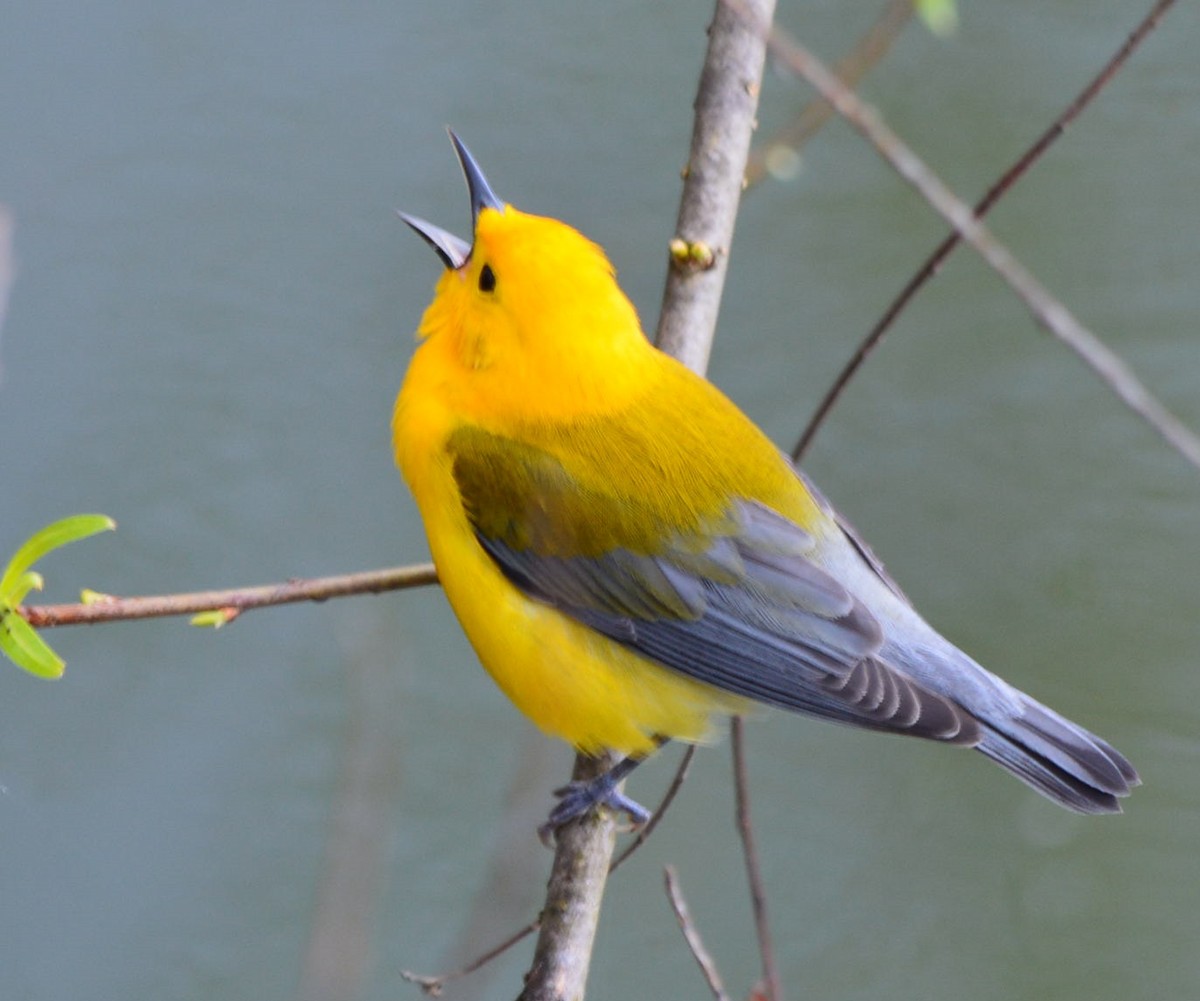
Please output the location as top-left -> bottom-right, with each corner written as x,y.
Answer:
453,427 -> 977,744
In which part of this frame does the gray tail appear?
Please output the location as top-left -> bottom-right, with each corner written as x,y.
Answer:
975,695 -> 1139,813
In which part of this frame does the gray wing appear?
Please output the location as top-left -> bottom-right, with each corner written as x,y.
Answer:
476,498 -> 979,745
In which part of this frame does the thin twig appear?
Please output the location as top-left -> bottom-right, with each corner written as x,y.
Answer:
745,0 -> 915,191
18,562 -> 438,628
664,865 -> 732,1001
401,918 -> 542,996
792,0 -> 1180,461
731,718 -> 780,1001
609,744 -> 697,875
761,12 -> 1200,473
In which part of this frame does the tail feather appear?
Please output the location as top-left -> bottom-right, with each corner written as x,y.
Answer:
820,502 -> 1140,814
974,695 -> 1139,814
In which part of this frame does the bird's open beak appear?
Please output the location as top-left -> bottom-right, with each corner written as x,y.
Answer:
399,130 -> 505,270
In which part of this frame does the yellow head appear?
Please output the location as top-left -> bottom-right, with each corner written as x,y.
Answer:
399,134 -> 652,426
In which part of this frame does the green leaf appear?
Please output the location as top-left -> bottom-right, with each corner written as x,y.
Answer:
0,514 -> 116,600
8,570 -> 45,606
916,0 -> 958,36
0,608 -> 65,679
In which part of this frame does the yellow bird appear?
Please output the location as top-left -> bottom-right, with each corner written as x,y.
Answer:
393,133 -> 1137,835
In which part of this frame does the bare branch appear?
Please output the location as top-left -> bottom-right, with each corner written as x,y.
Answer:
523,0 -> 778,995
664,865 -> 732,1001
731,719 -> 780,1001
764,13 -> 1200,473
792,0 -> 1180,461
519,753 -> 621,1001
18,562 -> 438,629
655,0 -> 781,375
402,919 -> 542,996
609,744 -> 697,875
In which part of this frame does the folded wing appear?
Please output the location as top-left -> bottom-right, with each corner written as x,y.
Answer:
450,427 -> 978,746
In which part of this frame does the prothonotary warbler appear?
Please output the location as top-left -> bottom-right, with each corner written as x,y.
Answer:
393,132 -> 1138,837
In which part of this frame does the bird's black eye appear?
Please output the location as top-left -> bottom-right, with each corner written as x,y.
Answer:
478,263 -> 496,293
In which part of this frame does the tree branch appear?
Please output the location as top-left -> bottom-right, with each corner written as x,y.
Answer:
664,865 -> 732,1001
655,0 -> 780,375
522,0 -> 777,997
732,718 -> 779,1001
608,745 -> 696,875
18,563 -> 438,629
792,0 -> 1180,461
518,754 -> 621,1001
764,13 -> 1200,473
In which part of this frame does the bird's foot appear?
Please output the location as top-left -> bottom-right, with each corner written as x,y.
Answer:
537,772 -> 651,848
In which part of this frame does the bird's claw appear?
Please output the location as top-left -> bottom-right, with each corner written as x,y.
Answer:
537,777 -> 651,848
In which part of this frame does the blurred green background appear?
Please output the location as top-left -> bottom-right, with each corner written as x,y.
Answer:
2,2 -> 1198,999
